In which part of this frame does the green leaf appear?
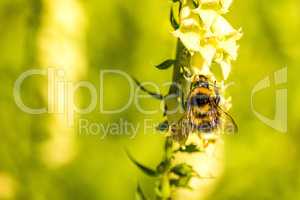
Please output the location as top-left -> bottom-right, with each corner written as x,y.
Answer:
126,150 -> 158,177
164,137 -> 173,151
156,59 -> 176,70
170,7 -> 179,30
156,160 -> 171,174
171,163 -> 197,177
170,175 -> 193,189
192,0 -> 199,8
161,175 -> 171,199
176,144 -> 203,153
164,137 -> 173,160
136,183 -> 148,200
170,163 -> 195,189
132,77 -> 163,100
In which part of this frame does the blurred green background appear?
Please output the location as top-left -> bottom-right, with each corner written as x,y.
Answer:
0,0 -> 299,199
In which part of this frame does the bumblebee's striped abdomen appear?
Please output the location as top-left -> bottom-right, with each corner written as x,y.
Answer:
189,104 -> 221,133
187,86 -> 221,133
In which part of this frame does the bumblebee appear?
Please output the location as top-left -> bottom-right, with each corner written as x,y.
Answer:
169,74 -> 237,142
187,75 -> 221,133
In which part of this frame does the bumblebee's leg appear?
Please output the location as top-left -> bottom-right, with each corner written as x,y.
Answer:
215,95 -> 221,105
132,77 -> 163,100
214,81 -> 221,105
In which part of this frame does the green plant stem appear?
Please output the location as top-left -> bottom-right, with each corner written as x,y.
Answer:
160,40 -> 224,200
169,40 -> 190,95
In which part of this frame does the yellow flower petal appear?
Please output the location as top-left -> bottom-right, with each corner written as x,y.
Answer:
220,0 -> 233,12
218,39 -> 239,60
212,15 -> 235,36
173,30 -> 201,52
199,0 -> 233,13
181,6 -> 192,19
199,45 -> 216,65
194,9 -> 218,30
217,58 -> 231,80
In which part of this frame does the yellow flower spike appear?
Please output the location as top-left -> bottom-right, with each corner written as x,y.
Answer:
173,0 -> 241,80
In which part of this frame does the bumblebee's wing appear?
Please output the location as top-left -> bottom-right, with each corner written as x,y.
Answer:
170,115 -> 190,144
209,99 -> 238,134
217,105 -> 238,134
